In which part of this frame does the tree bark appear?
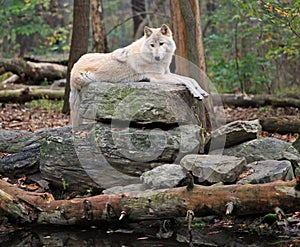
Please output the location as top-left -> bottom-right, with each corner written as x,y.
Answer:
0,58 -> 66,84
62,0 -> 90,114
91,0 -> 108,53
170,0 -> 215,130
170,0 -> 188,75
0,178 -> 298,225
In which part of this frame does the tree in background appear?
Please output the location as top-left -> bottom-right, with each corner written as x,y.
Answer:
0,0 -> 52,57
170,0 -> 215,129
131,0 -> 147,38
202,0 -> 300,94
91,0 -> 108,53
62,0 -> 90,114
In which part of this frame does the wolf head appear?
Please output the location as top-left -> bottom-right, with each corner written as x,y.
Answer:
141,24 -> 176,63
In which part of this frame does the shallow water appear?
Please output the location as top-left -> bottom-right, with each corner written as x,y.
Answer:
1,223 -> 297,247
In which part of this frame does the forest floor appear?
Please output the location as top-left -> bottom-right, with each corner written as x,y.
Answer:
0,100 -> 298,143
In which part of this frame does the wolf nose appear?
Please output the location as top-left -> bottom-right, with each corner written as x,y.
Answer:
155,56 -> 160,61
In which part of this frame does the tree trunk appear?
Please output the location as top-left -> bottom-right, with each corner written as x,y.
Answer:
170,0 -> 188,76
0,58 -> 66,84
0,178 -> 298,225
131,0 -> 147,38
62,0 -> 90,114
91,0 -> 108,53
170,0 -> 215,130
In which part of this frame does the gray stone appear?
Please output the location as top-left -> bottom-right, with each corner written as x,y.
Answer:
180,154 -> 246,183
222,137 -> 300,163
79,81 -> 203,125
205,119 -> 261,152
237,160 -> 294,184
102,184 -> 148,194
39,129 -> 140,192
39,122 -> 203,192
140,164 -> 186,189
94,123 -> 204,175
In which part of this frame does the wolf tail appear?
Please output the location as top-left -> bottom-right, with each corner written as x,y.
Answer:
69,86 -> 81,127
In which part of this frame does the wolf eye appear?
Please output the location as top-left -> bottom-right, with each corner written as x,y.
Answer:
159,42 -> 164,46
150,43 -> 155,47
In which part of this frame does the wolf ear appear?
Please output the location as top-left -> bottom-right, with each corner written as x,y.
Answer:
160,24 -> 172,37
144,26 -> 153,38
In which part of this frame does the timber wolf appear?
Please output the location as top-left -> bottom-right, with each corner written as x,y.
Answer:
70,24 -> 208,126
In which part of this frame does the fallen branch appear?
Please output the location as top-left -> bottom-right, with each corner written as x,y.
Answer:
0,58 -> 66,84
260,117 -> 300,134
0,86 -> 64,102
0,178 -> 298,225
212,93 -> 300,108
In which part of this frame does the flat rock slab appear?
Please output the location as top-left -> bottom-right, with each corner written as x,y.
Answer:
180,154 -> 246,183
94,123 -> 204,176
80,81 -> 203,125
140,164 -> 186,189
205,119 -> 261,152
222,137 -> 300,163
237,160 -> 294,184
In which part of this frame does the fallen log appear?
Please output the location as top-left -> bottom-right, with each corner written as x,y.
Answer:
212,93 -> 300,108
0,74 -> 22,85
0,178 -> 298,225
0,58 -> 66,84
0,86 -> 64,102
260,117 -> 300,134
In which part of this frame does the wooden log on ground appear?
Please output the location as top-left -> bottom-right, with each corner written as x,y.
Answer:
260,117 -> 300,134
0,74 -> 22,85
0,178 -> 298,225
212,93 -> 300,108
0,58 -> 66,84
0,86 -> 64,102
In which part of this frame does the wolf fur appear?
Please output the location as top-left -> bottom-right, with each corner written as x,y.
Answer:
70,24 -> 208,126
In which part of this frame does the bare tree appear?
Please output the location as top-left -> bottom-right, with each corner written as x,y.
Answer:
131,0 -> 146,38
62,0 -> 90,114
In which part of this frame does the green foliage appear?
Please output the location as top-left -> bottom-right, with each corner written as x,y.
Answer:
204,0 -> 300,93
0,0 -> 51,54
61,178 -> 68,191
0,0 -> 71,56
193,220 -> 206,229
47,26 -> 71,53
25,98 -> 64,112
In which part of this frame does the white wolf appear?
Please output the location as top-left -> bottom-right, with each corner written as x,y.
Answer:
70,24 -> 208,126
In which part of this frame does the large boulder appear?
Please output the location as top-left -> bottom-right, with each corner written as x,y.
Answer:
39,128 -> 140,192
94,123 -> 204,175
237,160 -> 294,184
205,119 -> 261,152
40,122 -> 203,191
222,137 -> 300,163
80,81 -> 203,125
180,154 -> 246,184
140,164 -> 186,189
